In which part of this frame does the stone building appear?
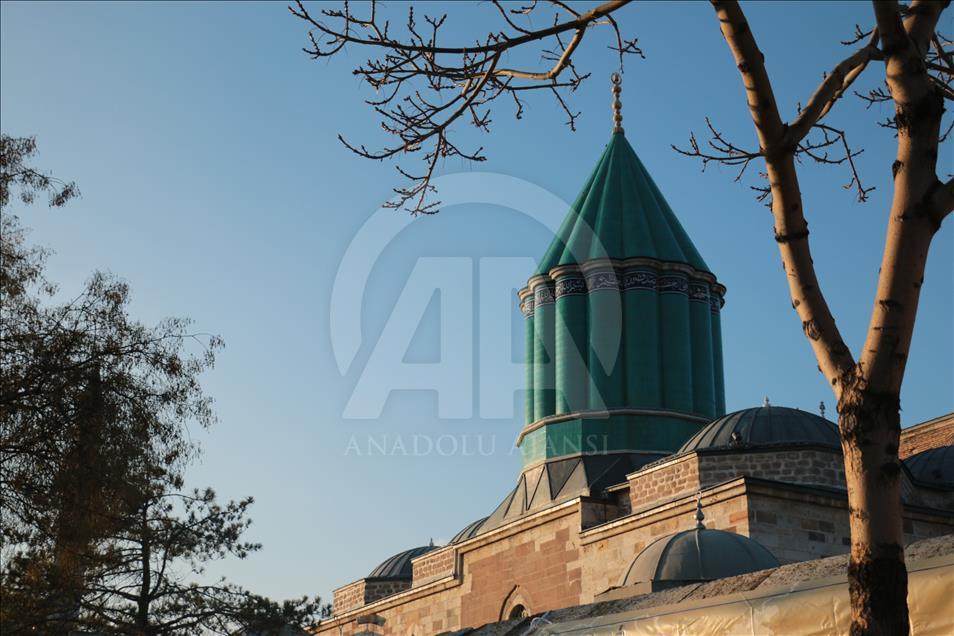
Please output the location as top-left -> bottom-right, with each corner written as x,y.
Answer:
315,94 -> 954,636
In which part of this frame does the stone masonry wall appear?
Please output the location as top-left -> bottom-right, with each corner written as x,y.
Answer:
369,586 -> 461,635
331,578 -> 413,615
317,505 -> 585,635
746,482 -> 954,564
627,448 -> 847,513
411,545 -> 456,587
582,484 -> 749,601
627,454 -> 700,511
697,449 -> 846,491
746,490 -> 852,563
900,413 -> 954,459
322,582 -> 463,636
332,579 -> 365,615
458,508 -> 583,625
364,579 -> 412,604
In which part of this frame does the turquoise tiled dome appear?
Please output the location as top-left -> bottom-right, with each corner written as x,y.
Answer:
517,131 -> 726,470
535,133 -> 709,275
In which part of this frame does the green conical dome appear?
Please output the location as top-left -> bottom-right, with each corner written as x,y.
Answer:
536,134 -> 709,275
517,131 -> 727,473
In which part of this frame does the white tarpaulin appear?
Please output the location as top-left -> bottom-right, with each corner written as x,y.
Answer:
539,554 -> 953,636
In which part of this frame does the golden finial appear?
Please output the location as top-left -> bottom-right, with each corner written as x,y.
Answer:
611,73 -> 624,135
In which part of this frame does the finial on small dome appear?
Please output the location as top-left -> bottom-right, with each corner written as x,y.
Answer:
695,497 -> 705,530
428,537 -> 434,547
763,396 -> 771,407
611,73 -> 624,135
819,401 -> 826,418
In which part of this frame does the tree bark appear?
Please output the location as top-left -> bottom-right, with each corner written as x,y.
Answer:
840,3 -> 951,630
838,382 -> 907,636
137,505 -> 152,636
710,1 -> 952,634
51,367 -> 107,634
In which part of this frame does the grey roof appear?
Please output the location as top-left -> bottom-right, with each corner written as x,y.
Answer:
451,517 -> 488,544
479,452 -> 664,536
620,528 -> 779,587
679,405 -> 840,454
367,545 -> 437,579
904,445 -> 954,488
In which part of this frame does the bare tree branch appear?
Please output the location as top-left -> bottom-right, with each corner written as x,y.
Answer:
706,5 -> 951,632
290,0 -> 636,213
672,117 -> 760,182
798,124 -> 875,202
861,0 -> 948,394
708,0 -> 856,390
788,28 -> 882,141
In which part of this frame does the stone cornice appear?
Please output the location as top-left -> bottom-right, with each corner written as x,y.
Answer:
580,473 -> 954,546
323,574 -> 461,627
521,257 -> 726,299
519,259 -> 726,318
579,478 -> 747,545
516,407 -> 711,446
517,449 -> 669,474
627,443 -> 847,480
454,498 -> 580,554
902,411 -> 954,434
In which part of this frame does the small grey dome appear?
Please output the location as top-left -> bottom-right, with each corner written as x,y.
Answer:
621,528 -> 779,589
679,405 -> 840,454
450,517 -> 488,544
905,445 -> 954,488
368,545 -> 437,579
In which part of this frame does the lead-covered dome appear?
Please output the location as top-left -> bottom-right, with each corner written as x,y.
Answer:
621,528 -> 779,590
367,545 -> 437,579
450,517 -> 487,544
679,405 -> 840,454
904,445 -> 954,488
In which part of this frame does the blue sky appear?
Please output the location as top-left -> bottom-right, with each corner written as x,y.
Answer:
2,1 -> 951,605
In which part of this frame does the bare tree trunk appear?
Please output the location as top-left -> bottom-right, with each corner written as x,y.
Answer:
52,367 -> 106,634
838,384 -> 907,635
137,505 -> 152,636
710,1 -> 952,633
845,2 -> 950,629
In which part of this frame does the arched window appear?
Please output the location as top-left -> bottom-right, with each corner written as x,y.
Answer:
499,585 -> 534,621
508,604 -> 528,620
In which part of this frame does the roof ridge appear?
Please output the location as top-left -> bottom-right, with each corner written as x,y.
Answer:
534,135 -> 712,276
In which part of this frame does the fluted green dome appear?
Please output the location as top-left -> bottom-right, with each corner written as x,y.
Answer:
517,131 -> 726,473
536,133 -> 709,275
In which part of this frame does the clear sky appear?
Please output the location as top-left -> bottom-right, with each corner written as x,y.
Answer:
2,0 -> 951,606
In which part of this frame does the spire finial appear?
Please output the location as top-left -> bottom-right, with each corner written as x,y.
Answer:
819,401 -> 826,418
763,396 -> 771,407
611,73 -> 624,135
695,496 -> 705,530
